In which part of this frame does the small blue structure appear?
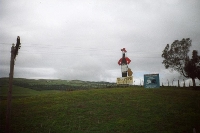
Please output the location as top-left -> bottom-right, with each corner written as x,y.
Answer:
144,74 -> 160,88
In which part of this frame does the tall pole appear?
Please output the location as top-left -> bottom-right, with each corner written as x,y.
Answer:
6,36 -> 21,133
6,45 -> 15,133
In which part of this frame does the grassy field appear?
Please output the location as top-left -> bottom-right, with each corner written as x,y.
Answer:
0,85 -> 60,99
0,86 -> 200,133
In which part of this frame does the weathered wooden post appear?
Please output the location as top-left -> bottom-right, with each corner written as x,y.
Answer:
6,36 -> 21,133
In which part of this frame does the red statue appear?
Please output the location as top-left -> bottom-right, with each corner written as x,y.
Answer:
118,48 -> 131,77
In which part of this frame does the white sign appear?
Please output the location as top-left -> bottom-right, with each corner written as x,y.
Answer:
121,64 -> 128,72
116,76 -> 133,85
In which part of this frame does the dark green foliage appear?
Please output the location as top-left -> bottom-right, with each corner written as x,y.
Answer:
162,38 -> 200,86
184,50 -> 200,86
162,38 -> 191,76
185,50 -> 200,79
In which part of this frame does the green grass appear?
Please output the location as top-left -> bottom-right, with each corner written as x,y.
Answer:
1,87 -> 200,133
0,85 -> 60,99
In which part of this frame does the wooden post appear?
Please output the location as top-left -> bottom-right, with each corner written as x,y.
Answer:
6,36 -> 20,133
167,79 -> 169,86
6,45 -> 15,133
178,80 -> 180,87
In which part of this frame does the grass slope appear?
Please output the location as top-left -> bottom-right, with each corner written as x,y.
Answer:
0,85 -> 60,99
1,87 -> 200,133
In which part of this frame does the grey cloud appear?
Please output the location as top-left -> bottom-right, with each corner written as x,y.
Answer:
0,0 -> 200,85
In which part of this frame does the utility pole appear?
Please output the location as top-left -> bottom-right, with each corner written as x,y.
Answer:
6,36 -> 21,133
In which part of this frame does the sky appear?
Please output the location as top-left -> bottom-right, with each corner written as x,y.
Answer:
0,0 -> 200,86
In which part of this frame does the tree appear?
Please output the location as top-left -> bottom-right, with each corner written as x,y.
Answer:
184,50 -> 200,86
161,38 -> 200,87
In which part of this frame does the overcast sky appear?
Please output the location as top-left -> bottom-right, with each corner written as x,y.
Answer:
1,0 -> 200,86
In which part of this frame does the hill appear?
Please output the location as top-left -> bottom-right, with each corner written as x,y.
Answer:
0,78 -> 116,92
